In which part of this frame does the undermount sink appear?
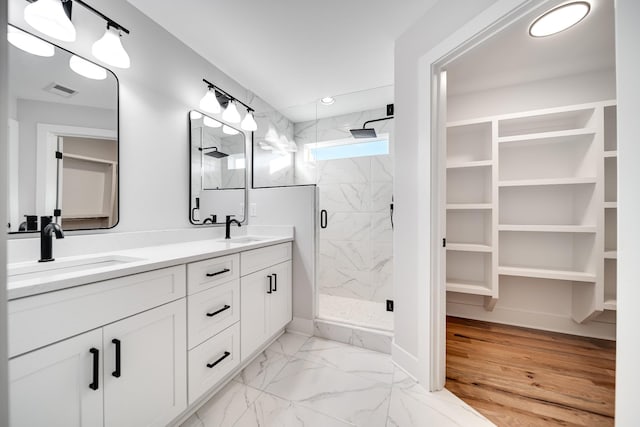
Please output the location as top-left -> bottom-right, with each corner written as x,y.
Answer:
8,255 -> 144,281
221,236 -> 269,244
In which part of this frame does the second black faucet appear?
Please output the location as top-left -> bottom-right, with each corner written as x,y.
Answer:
225,215 -> 241,239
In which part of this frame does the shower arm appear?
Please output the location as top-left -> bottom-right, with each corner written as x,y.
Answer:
361,116 -> 394,129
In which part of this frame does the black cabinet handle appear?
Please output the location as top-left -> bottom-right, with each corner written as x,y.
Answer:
206,268 -> 230,277
112,339 -> 121,378
273,273 -> 278,292
207,351 -> 231,368
89,348 -> 99,390
267,275 -> 273,294
206,304 -> 231,317
320,210 -> 328,229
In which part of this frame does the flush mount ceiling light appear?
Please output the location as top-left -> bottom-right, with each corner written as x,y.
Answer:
24,0 -> 76,42
529,1 -> 591,37
203,116 -> 222,128
69,54 -> 106,80
23,0 -> 131,67
7,25 -> 55,57
200,78 -> 257,131
92,25 -> 130,69
320,97 -> 335,105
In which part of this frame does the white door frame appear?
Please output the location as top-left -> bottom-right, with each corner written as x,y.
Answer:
418,0 -> 559,390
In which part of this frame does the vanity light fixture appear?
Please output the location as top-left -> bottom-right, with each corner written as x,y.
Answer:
201,78 -> 257,131
222,100 -> 241,123
23,0 -> 131,67
7,25 -> 55,57
203,116 -> 222,128
529,1 -> 591,37
320,97 -> 335,105
69,54 -> 107,80
24,0 -> 76,42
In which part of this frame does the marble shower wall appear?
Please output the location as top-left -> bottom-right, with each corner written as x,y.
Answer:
252,107 -> 296,188
294,107 -> 394,304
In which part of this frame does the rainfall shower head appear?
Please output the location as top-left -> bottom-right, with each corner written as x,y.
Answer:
349,116 -> 394,139
199,146 -> 229,158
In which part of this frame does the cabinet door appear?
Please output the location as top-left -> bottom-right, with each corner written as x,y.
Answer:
240,269 -> 271,360
103,299 -> 187,427
9,329 -> 103,427
269,261 -> 293,335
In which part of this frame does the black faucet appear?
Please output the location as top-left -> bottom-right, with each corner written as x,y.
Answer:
225,215 -> 241,239
202,214 -> 217,224
39,216 -> 64,262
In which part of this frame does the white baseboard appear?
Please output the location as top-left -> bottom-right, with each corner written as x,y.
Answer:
286,316 -> 314,336
392,341 -> 420,382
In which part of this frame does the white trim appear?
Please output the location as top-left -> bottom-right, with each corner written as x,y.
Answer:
8,119 -> 19,232
392,341 -> 420,381
286,316 -> 314,336
35,124 -> 116,217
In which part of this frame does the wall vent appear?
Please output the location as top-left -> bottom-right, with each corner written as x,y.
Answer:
44,82 -> 78,98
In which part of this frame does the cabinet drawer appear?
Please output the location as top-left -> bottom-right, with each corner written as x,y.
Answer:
187,280 -> 240,349
188,323 -> 240,405
241,243 -> 292,276
187,254 -> 239,295
9,265 -> 186,358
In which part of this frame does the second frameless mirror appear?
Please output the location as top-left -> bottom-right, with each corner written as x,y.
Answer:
189,111 -> 247,225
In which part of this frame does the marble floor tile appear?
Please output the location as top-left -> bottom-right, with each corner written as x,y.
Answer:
234,349 -> 290,391
265,358 -> 391,427
267,332 -> 309,357
179,381 -> 261,427
295,337 -> 394,384
233,392 -> 355,427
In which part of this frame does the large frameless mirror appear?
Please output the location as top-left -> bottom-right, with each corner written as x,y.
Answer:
7,25 -> 119,234
189,111 -> 247,225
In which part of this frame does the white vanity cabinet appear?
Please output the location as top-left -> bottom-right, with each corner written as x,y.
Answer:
8,266 -> 188,427
240,243 -> 292,360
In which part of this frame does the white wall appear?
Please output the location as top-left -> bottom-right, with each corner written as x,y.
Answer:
393,0 -> 502,385
1,0 -> 9,422
249,186 -> 317,334
614,0 -> 640,423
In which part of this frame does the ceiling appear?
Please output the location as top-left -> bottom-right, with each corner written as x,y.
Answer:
126,0 -> 438,115
447,0 -> 615,95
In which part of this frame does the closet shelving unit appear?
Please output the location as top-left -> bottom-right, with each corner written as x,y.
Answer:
446,101 -> 617,322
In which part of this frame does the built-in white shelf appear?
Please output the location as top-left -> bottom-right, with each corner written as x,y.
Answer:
604,150 -> 618,158
604,299 -> 617,311
498,224 -> 597,233
498,266 -> 596,283
498,177 -> 597,187
446,203 -> 492,211
446,280 -> 493,296
604,202 -> 618,209
604,251 -> 617,259
447,243 -> 492,253
446,160 -> 492,169
497,128 -> 596,146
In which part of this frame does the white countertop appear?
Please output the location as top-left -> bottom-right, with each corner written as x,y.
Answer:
7,235 -> 293,300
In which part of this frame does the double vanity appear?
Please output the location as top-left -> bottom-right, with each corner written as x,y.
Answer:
6,234 -> 293,427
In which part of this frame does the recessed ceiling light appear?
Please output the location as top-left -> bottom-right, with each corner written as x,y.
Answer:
529,1 -> 591,38
320,97 -> 335,105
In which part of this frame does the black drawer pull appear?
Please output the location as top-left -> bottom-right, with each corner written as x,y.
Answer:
273,273 -> 278,292
267,275 -> 273,294
207,351 -> 231,368
206,304 -> 231,317
206,268 -> 230,277
89,348 -> 99,390
112,339 -> 121,378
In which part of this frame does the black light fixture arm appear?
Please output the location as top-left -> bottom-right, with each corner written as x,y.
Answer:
202,78 -> 254,113
26,0 -> 131,34
362,116 -> 394,128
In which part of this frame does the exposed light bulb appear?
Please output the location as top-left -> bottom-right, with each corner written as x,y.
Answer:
203,116 -> 222,128
222,100 -> 241,123
69,55 -> 107,80
241,111 -> 258,131
189,111 -> 203,120
92,26 -> 130,69
199,89 -> 221,113
24,0 -> 76,42
529,1 -> 590,37
7,26 -> 55,57
223,125 -> 240,135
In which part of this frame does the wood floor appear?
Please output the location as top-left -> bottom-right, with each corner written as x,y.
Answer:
446,316 -> 616,426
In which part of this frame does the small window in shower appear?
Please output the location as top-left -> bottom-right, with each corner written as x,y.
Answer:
308,136 -> 389,161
